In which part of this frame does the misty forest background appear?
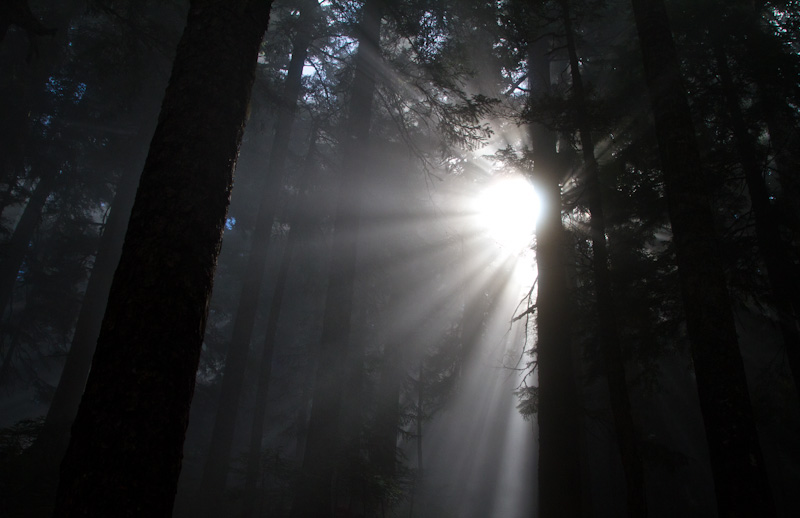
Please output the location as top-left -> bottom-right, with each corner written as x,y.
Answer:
1,0 -> 799,517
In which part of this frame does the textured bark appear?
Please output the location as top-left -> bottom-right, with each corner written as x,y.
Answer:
712,39 -> 800,400
0,166 -> 58,318
290,1 -> 383,516
196,4 -> 315,514
52,1 -> 273,516
560,1 -> 647,516
630,0 -> 775,516
528,38 -> 582,518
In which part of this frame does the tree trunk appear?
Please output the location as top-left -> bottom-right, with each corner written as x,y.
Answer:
560,1 -> 647,516
0,315 -> 25,384
0,165 -> 58,318
630,0 -> 775,516
527,38 -> 583,518
242,129 -> 320,518
290,1 -> 383,516
45,118 -> 152,423
711,39 -> 800,400
52,1 -> 273,516
196,3 -> 315,514
23,120 -> 152,501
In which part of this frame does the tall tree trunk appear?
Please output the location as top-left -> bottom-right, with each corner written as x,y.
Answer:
527,38 -> 583,518
560,1 -> 647,516
711,39 -> 800,398
40,119 -> 152,432
0,313 -> 25,384
241,130 -> 320,518
0,165 -> 58,318
290,1 -> 383,516
22,119 -> 153,503
630,0 -> 775,516
196,3 -> 315,514
52,1 -> 273,516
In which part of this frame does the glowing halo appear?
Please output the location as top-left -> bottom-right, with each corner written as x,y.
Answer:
475,175 -> 540,252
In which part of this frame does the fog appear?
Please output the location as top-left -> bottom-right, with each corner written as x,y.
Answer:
1,1 -> 800,517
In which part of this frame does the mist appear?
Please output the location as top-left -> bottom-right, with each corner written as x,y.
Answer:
1,1 -> 799,517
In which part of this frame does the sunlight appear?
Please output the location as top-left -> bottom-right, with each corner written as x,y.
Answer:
475,176 -> 540,253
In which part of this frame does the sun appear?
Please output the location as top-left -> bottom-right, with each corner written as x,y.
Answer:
475,176 -> 540,252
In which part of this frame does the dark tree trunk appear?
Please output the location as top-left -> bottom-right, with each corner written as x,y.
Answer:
0,165 -> 58,318
527,38 -> 583,518
711,39 -> 800,399
630,0 -> 775,516
196,3 -> 315,514
0,315 -> 25,383
241,130 -> 320,518
52,1 -> 273,516
290,1 -> 383,516
24,121 -> 151,498
560,1 -> 647,516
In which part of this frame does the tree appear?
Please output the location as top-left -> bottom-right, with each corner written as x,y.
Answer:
291,0 -> 384,516
0,166 -> 59,318
630,0 -> 775,515
701,0 -> 800,398
559,0 -> 646,514
52,1 -> 274,516
241,129 -> 320,518
196,3 -> 319,515
527,33 -> 583,518
0,0 -> 82,318
709,32 -> 800,400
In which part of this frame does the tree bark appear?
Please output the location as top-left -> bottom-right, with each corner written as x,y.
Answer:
560,1 -> 647,516
290,1 -> 383,516
52,1 -> 273,516
20,122 -> 152,510
630,0 -> 775,516
196,3 -> 316,514
527,37 -> 583,518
